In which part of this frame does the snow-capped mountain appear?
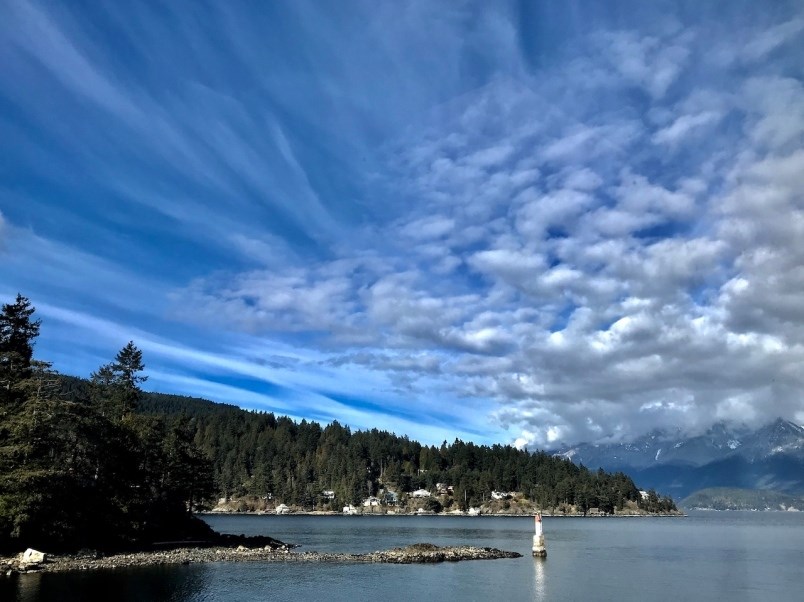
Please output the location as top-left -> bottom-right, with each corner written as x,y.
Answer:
552,418 -> 804,498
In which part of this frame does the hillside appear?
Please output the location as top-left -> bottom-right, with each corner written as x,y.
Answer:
682,488 -> 804,511
55,374 -> 677,515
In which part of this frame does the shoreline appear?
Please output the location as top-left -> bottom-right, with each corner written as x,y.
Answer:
201,510 -> 685,518
3,543 -> 521,575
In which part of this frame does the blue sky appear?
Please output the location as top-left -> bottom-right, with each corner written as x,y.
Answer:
2,0 -> 803,447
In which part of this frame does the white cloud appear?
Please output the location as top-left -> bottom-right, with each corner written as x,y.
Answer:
599,30 -> 691,98
652,111 -> 722,145
5,1 -> 804,449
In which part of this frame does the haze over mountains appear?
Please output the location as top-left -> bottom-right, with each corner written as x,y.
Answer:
553,418 -> 804,498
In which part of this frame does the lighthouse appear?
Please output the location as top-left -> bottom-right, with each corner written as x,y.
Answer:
532,512 -> 547,557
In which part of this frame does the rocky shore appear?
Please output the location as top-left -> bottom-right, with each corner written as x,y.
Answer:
3,543 -> 521,575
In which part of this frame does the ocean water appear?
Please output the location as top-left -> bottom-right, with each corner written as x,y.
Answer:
3,511 -> 803,601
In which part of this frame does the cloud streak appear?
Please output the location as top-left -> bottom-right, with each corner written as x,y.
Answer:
2,0 -> 804,446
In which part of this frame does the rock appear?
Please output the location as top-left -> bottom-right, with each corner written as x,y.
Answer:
1,542 -> 520,573
359,543 -> 521,564
22,549 -> 46,564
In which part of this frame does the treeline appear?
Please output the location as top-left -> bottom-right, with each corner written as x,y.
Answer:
682,487 -> 804,511
0,295 -> 213,553
1,295 -> 675,552
67,372 -> 676,516
175,404 -> 673,514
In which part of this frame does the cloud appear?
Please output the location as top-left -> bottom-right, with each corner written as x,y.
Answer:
652,111 -> 722,145
598,29 -> 691,98
0,210 -> 6,251
3,1 -> 804,448
740,17 -> 804,62
162,8 -> 804,447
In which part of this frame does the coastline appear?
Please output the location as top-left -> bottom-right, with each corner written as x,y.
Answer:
3,543 -> 521,575
200,510 -> 685,518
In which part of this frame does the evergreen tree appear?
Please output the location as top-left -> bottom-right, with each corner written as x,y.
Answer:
0,294 -> 41,405
0,300 -> 218,552
91,341 -> 147,420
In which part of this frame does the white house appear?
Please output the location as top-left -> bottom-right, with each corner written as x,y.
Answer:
362,496 -> 382,507
321,490 -> 336,500
411,489 -> 431,498
491,491 -> 508,500
275,503 -> 290,515
343,504 -> 358,515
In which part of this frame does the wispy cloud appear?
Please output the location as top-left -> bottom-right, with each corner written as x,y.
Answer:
2,0 -> 804,445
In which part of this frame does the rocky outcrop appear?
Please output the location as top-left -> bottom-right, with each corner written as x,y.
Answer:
358,543 -> 521,564
2,543 -> 520,574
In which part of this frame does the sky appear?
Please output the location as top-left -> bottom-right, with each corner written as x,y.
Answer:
1,0 -> 804,449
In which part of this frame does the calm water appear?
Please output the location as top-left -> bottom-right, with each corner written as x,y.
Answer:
3,511 -> 803,601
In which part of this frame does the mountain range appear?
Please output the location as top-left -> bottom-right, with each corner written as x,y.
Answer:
552,418 -> 804,499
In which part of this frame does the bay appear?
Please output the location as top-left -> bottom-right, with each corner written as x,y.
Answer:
3,511 -> 803,601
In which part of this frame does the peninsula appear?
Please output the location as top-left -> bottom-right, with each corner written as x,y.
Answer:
4,543 -> 521,575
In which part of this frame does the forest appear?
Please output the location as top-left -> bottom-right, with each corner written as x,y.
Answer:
0,295 -> 213,552
132,391 -> 676,516
1,295 -> 675,552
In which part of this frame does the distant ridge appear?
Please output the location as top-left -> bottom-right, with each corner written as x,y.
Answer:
682,487 -> 804,511
552,418 -> 804,498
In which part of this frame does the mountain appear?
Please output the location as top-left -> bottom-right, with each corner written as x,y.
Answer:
682,487 -> 804,511
552,418 -> 804,498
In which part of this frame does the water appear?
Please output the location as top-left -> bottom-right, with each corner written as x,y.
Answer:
3,511 -> 803,601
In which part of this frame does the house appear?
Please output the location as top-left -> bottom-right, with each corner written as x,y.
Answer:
411,489 -> 431,498
321,490 -> 336,500
275,503 -> 290,515
383,491 -> 399,505
491,491 -> 511,500
343,504 -> 358,515
639,490 -> 649,500
436,483 -> 454,495
467,507 -> 481,516
362,496 -> 382,507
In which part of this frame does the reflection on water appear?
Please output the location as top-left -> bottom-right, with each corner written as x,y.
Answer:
532,557 -> 547,601
2,512 -> 803,602
5,564 -> 210,602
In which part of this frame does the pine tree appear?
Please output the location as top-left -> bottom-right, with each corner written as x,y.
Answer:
91,341 -> 147,420
0,294 -> 41,405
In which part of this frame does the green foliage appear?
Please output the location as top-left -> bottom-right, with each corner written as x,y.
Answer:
0,294 -> 41,405
0,296 -> 215,553
134,393 -> 662,514
637,488 -> 677,513
90,340 -> 148,420
682,487 -> 803,511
